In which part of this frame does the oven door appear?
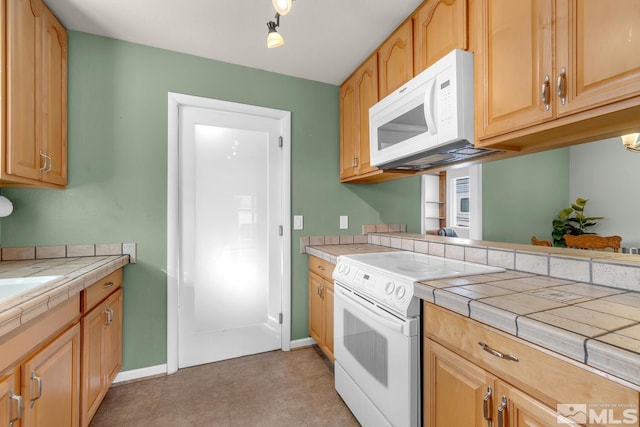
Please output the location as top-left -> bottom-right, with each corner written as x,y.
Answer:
334,282 -> 419,427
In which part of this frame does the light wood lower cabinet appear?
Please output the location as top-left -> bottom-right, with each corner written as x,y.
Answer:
308,256 -> 335,361
0,370 -> 20,427
0,269 -> 124,427
424,303 -> 639,427
21,324 -> 81,427
81,270 -> 123,427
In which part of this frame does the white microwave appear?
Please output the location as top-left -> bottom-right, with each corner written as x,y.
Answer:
369,49 -> 480,170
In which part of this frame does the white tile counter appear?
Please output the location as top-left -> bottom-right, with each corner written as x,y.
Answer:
305,233 -> 640,388
0,243 -> 134,339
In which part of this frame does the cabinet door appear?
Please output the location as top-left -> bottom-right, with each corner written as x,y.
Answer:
22,324 -> 80,427
6,0 -> 43,181
104,289 -> 123,384
321,282 -> 334,361
475,0 -> 554,140
308,272 -> 323,346
555,0 -> 640,117
40,7 -> 67,186
340,54 -> 379,181
0,371 -> 21,427
424,339 -> 495,427
339,77 -> 357,180
413,0 -> 468,74
378,19 -> 413,99
494,381 -> 581,427
354,54 -> 378,176
81,301 -> 107,426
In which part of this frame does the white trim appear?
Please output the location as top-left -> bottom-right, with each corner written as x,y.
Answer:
167,92 -> 292,375
113,364 -> 168,383
291,337 -> 316,349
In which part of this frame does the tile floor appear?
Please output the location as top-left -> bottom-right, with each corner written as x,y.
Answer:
89,346 -> 360,426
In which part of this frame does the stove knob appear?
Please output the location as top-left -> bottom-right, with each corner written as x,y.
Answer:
395,285 -> 406,299
385,281 -> 395,295
337,263 -> 350,275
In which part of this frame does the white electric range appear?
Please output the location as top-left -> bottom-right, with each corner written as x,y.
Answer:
332,250 -> 504,427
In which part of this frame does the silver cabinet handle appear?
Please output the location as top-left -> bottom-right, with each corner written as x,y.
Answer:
541,75 -> 551,111
39,151 -> 47,173
103,281 -> 115,289
482,386 -> 492,424
45,153 -> 52,173
9,389 -> 22,425
30,372 -> 42,407
497,396 -> 507,427
557,67 -> 567,105
478,341 -> 519,362
104,307 -> 114,325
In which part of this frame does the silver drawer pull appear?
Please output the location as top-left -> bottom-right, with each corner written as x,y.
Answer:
478,341 -> 519,362
103,281 -> 115,289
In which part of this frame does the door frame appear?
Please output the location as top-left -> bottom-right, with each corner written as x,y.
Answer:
167,92 -> 291,374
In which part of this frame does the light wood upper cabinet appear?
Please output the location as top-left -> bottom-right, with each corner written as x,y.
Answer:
413,0 -> 468,75
378,19 -> 414,100
475,0 -> 640,149
3,0 -> 67,187
340,54 -> 378,181
474,0 -> 554,140
555,0 -> 640,117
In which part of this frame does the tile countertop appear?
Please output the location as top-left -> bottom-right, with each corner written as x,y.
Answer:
0,255 -> 130,338
307,242 -> 640,389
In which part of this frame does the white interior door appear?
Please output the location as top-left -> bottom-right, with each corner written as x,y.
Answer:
178,105 -> 283,368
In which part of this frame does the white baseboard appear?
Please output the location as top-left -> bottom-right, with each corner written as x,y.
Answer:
114,341 -> 315,383
291,337 -> 316,349
113,364 -> 167,384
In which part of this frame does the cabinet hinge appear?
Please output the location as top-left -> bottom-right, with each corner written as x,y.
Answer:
279,225 -> 283,236
279,136 -> 283,148
279,313 -> 283,324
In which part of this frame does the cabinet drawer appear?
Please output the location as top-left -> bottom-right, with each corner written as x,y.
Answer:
82,269 -> 122,313
424,303 -> 639,410
309,256 -> 335,282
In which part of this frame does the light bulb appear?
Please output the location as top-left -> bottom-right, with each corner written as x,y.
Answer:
272,0 -> 292,15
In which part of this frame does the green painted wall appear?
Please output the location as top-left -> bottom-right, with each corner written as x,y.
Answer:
482,148 -> 570,244
0,32 -> 421,371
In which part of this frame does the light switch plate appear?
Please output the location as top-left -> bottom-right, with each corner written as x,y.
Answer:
293,215 -> 304,230
340,215 -> 348,230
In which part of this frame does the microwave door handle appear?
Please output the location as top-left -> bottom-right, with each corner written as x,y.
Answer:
424,78 -> 437,135
335,285 -> 405,333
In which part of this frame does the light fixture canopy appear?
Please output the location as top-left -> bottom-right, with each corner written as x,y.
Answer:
272,0 -> 292,16
621,133 -> 640,152
266,14 -> 284,48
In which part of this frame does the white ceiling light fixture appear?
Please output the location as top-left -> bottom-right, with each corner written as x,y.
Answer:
266,13 -> 285,48
621,133 -> 640,152
272,0 -> 293,16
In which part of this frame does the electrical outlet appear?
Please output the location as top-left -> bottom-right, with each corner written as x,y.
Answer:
293,215 -> 304,230
340,216 -> 348,230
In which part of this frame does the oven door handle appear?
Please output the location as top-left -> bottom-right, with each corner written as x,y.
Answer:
335,285 -> 409,335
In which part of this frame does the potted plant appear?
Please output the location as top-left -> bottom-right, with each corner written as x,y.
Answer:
551,198 -> 604,247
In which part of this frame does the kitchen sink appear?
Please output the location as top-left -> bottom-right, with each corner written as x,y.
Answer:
0,275 -> 64,302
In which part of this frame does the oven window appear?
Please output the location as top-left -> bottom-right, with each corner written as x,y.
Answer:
343,310 -> 388,386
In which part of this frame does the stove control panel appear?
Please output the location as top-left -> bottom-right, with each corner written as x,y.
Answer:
333,259 -> 413,315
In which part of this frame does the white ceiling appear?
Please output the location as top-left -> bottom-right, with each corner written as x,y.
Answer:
43,0 -> 424,86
